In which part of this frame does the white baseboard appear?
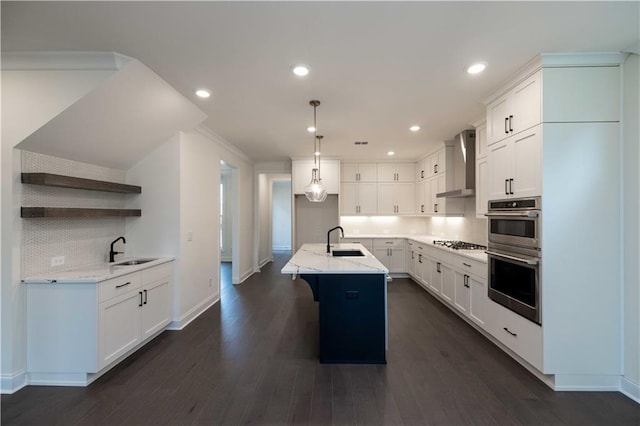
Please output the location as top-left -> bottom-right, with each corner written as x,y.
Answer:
259,256 -> 272,268
620,376 -> 640,403
237,268 -> 254,284
552,374 -> 622,392
0,370 -> 27,394
167,294 -> 219,330
272,246 -> 291,251
221,256 -> 232,262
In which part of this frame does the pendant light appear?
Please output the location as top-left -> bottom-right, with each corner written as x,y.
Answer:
304,100 -> 327,202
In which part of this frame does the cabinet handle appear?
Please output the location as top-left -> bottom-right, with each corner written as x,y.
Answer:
421,204 -> 424,213
421,170 -> 424,179
503,327 -> 517,337
418,254 -> 422,263
434,203 -> 438,213
504,117 -> 509,134
143,289 -> 148,305
411,251 -> 414,259
115,281 -> 131,289
509,178 -> 514,195
437,262 -> 441,273
509,115 -> 513,132
463,262 -> 471,267
464,274 -> 470,288
505,179 -> 509,195
138,291 -> 143,307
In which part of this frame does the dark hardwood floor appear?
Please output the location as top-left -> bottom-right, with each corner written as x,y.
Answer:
2,252 -> 638,425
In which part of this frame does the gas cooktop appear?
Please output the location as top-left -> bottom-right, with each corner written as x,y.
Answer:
433,240 -> 487,251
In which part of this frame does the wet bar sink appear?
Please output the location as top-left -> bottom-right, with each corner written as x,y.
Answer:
332,249 -> 365,257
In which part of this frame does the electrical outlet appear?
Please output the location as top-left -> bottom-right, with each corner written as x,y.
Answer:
51,256 -> 65,267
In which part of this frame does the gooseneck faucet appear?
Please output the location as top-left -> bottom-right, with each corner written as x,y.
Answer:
327,226 -> 344,253
109,236 -> 126,263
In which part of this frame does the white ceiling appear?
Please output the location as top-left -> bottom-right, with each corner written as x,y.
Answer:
2,1 -> 638,163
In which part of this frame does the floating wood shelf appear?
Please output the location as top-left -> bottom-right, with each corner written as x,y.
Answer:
21,208 -> 142,218
21,173 -> 141,194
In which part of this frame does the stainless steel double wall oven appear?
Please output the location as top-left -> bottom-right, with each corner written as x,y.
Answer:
486,197 -> 541,324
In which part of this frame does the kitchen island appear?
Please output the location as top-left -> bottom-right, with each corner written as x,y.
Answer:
281,243 -> 389,364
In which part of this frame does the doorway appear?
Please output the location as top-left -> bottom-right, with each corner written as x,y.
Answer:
220,161 -> 239,295
257,173 -> 292,268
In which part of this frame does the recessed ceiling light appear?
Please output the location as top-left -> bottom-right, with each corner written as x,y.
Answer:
195,89 -> 211,98
387,151 -> 395,156
467,62 -> 487,74
314,151 -> 321,156
409,125 -> 420,132
292,65 -> 310,77
307,126 -> 316,132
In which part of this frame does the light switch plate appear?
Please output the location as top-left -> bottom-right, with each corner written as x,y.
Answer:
51,256 -> 65,267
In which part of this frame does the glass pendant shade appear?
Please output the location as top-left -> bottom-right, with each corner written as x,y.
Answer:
304,168 -> 327,202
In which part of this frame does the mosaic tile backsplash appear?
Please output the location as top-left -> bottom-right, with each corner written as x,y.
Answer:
21,151 -> 130,277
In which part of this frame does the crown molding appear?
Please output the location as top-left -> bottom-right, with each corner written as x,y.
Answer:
193,124 -> 252,164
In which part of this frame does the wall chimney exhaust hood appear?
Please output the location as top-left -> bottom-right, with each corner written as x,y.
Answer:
436,129 -> 476,198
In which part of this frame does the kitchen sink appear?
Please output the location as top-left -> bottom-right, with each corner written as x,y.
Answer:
113,258 -> 157,266
332,249 -> 365,257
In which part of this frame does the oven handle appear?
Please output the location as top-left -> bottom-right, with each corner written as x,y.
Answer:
485,250 -> 539,265
485,211 -> 538,218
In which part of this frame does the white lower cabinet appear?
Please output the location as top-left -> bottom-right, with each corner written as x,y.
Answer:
372,239 -> 406,273
485,299 -> 542,370
27,261 -> 173,384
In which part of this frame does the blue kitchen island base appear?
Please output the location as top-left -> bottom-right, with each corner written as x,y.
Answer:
301,273 -> 386,364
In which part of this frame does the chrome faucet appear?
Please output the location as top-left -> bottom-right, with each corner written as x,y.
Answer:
109,236 -> 126,263
327,226 -> 344,253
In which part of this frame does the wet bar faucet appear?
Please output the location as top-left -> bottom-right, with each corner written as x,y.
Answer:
109,236 -> 126,263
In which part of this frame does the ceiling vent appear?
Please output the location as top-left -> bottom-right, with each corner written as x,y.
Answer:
354,141 -> 369,145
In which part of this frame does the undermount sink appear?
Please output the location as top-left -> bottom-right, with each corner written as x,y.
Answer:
113,258 -> 157,266
332,249 -> 365,257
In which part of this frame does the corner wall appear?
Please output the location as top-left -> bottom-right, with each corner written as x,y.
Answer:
622,53 -> 639,400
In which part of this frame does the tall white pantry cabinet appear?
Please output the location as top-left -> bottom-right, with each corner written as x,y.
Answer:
483,53 -> 625,390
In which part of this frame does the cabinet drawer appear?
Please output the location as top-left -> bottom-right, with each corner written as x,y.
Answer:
373,238 -> 404,249
99,273 -> 141,303
487,300 -> 542,370
340,238 -> 373,251
141,262 -> 173,285
452,256 -> 486,279
425,246 -> 452,264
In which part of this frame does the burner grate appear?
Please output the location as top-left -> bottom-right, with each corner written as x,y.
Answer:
433,240 -> 487,250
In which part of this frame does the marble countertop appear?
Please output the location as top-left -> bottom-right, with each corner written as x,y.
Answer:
23,257 -> 174,284
342,234 -> 488,263
281,243 -> 389,275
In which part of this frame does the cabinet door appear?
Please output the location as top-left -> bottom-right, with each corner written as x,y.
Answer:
476,123 -> 487,160
512,71 -> 541,135
358,163 -> 378,182
99,291 -> 142,368
395,163 -> 415,182
358,183 -> 378,215
416,158 -> 427,181
341,163 -> 358,182
431,174 -> 446,214
440,263 -> 454,305
376,164 -> 397,182
140,279 -> 171,340
453,270 -> 470,315
395,183 -> 415,214
376,183 -> 395,214
486,93 -> 511,146
511,127 -> 542,198
415,180 -> 427,215
429,259 -> 441,294
373,248 -> 391,271
340,183 -> 358,215
389,248 -> 406,273
468,275 -> 487,327
407,245 -> 416,277
476,157 -> 488,217
487,139 -> 511,201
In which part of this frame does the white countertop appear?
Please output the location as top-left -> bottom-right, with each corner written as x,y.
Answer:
342,234 -> 488,263
281,243 -> 389,275
22,257 -> 175,284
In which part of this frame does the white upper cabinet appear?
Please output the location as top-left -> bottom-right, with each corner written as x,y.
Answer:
341,162 -> 377,182
340,182 -> 377,215
487,125 -> 542,200
377,182 -> 414,215
474,122 -> 488,217
486,70 -> 541,146
292,159 -> 340,195
377,163 -> 415,182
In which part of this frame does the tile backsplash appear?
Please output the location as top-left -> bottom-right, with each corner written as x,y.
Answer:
21,151 -> 129,277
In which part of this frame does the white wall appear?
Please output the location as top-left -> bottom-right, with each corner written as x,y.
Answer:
622,53 -> 639,398
258,174 -> 271,266
1,67 -> 115,393
220,170 -> 233,262
272,180 -> 292,251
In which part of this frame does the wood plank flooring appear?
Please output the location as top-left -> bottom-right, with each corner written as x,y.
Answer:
2,253 -> 638,425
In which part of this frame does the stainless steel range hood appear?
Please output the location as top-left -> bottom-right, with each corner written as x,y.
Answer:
436,129 -> 476,198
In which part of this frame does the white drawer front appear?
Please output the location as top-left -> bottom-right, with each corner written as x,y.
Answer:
374,238 -> 404,248
99,273 -> 141,303
340,238 -> 374,251
487,300 -> 542,370
141,262 -> 173,285
452,256 -> 485,279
